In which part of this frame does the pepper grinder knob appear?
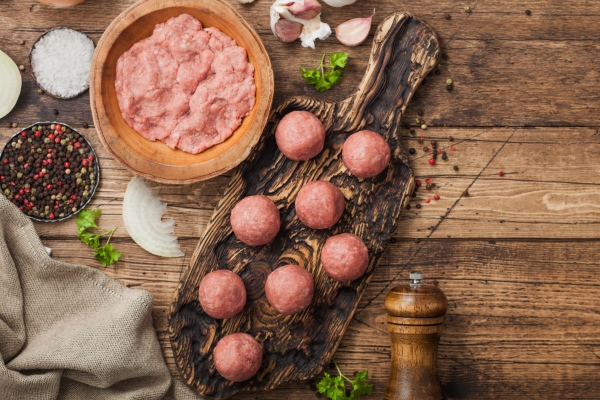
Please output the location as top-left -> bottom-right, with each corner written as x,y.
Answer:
384,271 -> 448,400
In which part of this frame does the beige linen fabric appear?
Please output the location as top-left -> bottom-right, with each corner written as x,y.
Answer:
0,195 -> 202,400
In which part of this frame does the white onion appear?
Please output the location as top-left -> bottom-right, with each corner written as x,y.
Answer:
122,176 -> 184,258
0,50 -> 21,119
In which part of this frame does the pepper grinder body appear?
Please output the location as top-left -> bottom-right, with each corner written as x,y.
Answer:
384,273 -> 448,400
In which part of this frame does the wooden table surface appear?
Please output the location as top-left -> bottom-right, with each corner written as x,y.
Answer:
2,0 -> 600,398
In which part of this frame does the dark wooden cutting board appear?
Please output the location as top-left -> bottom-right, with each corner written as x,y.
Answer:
168,12 -> 439,398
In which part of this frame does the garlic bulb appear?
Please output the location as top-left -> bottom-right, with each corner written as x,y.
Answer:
270,0 -> 331,48
237,0 -> 255,3
322,0 -> 356,7
335,12 -> 374,47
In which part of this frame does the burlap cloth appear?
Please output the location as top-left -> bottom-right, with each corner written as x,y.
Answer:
0,195 -> 203,400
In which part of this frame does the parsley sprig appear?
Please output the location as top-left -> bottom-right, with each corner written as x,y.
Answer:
76,208 -> 121,267
300,52 -> 348,92
316,359 -> 373,400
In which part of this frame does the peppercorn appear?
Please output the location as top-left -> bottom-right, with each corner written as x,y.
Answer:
409,148 -> 416,155
462,189 -> 469,197
429,158 -> 435,165
446,85 -> 453,91
453,165 -> 459,171
525,10 -> 531,15
421,124 -> 428,130
83,122 -> 89,129
464,6 -> 471,13
409,129 -> 416,135
498,171 -> 505,177
416,204 -> 422,209
442,152 -> 448,161
37,88 -> 44,95
18,65 -> 25,71
434,194 -> 441,200
11,123 -> 17,128
444,13 -> 451,20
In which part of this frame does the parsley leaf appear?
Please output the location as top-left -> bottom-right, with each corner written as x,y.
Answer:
349,370 -> 373,400
330,52 -> 348,69
315,360 -> 373,400
76,208 -> 101,235
300,52 -> 348,92
317,373 -> 347,400
76,208 -> 121,268
94,244 -> 122,267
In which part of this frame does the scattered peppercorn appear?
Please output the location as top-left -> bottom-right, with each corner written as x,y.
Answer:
525,10 -> 531,16
441,53 -> 448,60
416,204 -> 422,209
18,65 -> 25,71
418,110 -> 424,116
446,85 -> 453,91
464,6 -> 471,13
442,152 -> 448,161
415,180 -> 422,187
410,129 -> 416,135
37,88 -> 44,95
444,13 -> 451,20
434,194 -> 441,200
498,171 -> 505,177
448,136 -> 454,141
53,109 -> 59,116
409,148 -> 416,155
462,189 -> 469,197
11,123 -> 18,128
83,122 -> 89,129
19,39 -> 25,45
425,198 -> 431,203
421,124 -> 428,130
429,158 -> 435,165
453,165 -> 459,171
418,136 -> 424,144
406,204 -> 411,210
450,146 -> 457,151
423,146 -> 429,152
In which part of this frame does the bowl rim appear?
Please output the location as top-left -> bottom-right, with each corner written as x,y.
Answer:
0,121 -> 100,223
90,0 -> 274,185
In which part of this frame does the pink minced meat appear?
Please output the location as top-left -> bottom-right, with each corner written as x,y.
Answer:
115,14 -> 256,154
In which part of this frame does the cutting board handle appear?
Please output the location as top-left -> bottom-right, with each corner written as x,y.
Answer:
335,12 -> 440,138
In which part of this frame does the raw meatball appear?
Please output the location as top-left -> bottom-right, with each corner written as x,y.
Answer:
213,333 -> 262,382
295,181 -> 345,230
321,233 -> 369,281
275,111 -> 325,161
342,130 -> 391,178
198,270 -> 246,319
265,264 -> 314,315
231,195 -> 280,246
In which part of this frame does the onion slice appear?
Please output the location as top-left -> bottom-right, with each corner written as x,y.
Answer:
0,50 -> 21,119
123,176 -> 184,258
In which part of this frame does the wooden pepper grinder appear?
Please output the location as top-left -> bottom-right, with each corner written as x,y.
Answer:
384,271 -> 448,400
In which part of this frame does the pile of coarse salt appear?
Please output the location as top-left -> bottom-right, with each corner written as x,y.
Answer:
31,28 -> 95,98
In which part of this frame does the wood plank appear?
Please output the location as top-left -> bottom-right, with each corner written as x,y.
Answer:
42,238 -> 600,399
4,127 -> 598,240
2,1 -> 600,128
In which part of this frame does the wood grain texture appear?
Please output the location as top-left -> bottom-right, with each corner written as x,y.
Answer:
2,0 -> 600,398
168,13 -> 439,398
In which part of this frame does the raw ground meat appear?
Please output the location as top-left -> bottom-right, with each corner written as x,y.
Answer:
295,180 -> 345,229
321,233 -> 369,281
115,14 -> 256,154
213,333 -> 263,382
265,264 -> 314,315
342,130 -> 391,178
198,270 -> 247,319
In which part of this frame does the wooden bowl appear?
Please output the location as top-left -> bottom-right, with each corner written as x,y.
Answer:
90,0 -> 274,184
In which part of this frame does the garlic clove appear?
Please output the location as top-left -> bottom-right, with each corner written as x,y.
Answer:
288,0 -> 322,20
270,0 -> 331,48
335,12 -> 374,47
322,0 -> 356,7
274,19 -> 304,42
